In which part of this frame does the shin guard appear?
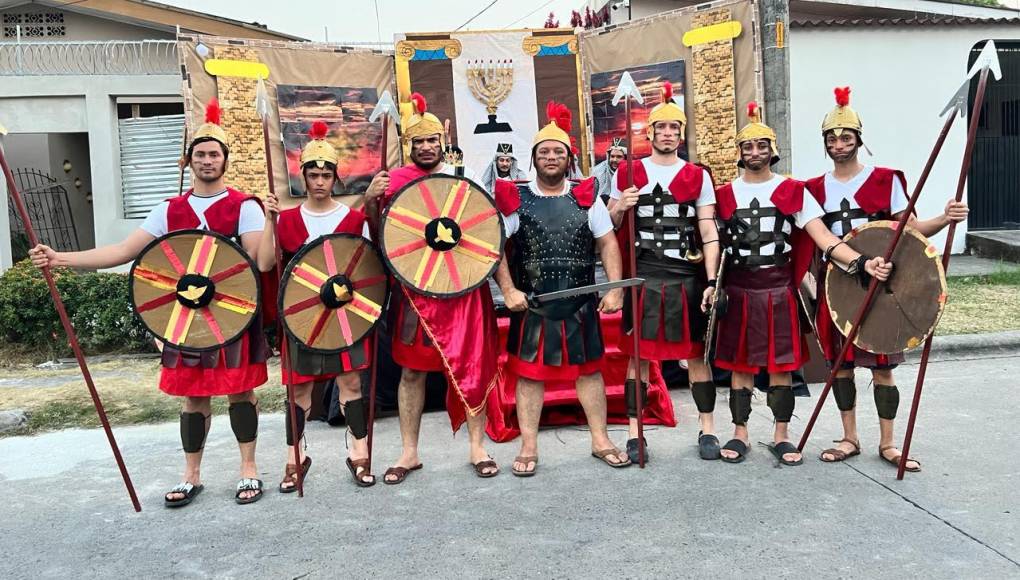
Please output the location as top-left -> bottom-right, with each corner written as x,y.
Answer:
767,386 -> 795,423
624,379 -> 649,419
691,381 -> 717,414
729,389 -> 752,426
874,384 -> 899,420
179,411 -> 208,453
342,396 -> 370,440
833,377 -> 857,412
228,401 -> 259,443
284,402 -> 306,446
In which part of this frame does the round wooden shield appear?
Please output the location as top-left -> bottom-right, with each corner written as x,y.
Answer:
129,230 -> 260,352
825,221 -> 948,354
279,233 -> 388,353
380,174 -> 505,298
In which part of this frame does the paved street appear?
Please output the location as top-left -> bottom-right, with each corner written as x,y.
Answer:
0,352 -> 1017,579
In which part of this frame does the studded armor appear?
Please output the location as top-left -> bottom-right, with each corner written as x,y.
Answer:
721,198 -> 794,268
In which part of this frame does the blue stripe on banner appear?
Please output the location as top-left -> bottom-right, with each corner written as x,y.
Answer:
410,48 -> 449,61
536,44 -> 571,56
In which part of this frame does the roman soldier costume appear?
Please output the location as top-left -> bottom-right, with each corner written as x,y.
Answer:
158,99 -> 269,398
382,92 -> 507,430
806,87 -> 910,373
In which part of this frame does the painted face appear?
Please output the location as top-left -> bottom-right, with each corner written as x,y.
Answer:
608,149 -> 625,171
739,138 -> 773,171
651,120 -> 682,154
533,140 -> 569,180
303,165 -> 336,199
410,134 -> 443,170
189,140 -> 227,183
496,156 -> 513,173
825,130 -> 860,163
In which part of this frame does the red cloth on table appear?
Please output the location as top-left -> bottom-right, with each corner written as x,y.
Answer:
485,311 -> 677,442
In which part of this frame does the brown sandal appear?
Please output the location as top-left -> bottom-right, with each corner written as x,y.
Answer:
471,456 -> 500,478
278,456 -> 312,493
820,438 -> 861,463
383,463 -> 423,485
346,457 -> 376,487
591,448 -> 632,468
879,445 -> 921,472
511,455 -> 538,477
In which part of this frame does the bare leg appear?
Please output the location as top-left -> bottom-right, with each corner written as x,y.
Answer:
513,377 -> 544,474
720,373 -> 752,460
466,410 -> 498,475
385,368 -> 426,482
337,372 -> 375,484
166,396 -> 211,501
577,372 -> 628,465
769,371 -> 802,463
688,358 -> 715,435
227,390 -> 260,500
627,360 -> 651,439
821,368 -> 860,461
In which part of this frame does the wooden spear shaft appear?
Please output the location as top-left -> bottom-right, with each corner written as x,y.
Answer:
624,97 -> 645,468
897,67 -> 990,480
797,105 -> 960,453
365,115 -> 389,474
0,143 -> 141,512
260,118 -> 304,497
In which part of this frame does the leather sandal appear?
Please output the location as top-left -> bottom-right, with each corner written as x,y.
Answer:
820,438 -> 861,463
346,457 -> 376,487
511,455 -> 538,477
879,445 -> 921,472
383,463 -> 423,485
591,448 -> 631,468
278,456 -> 312,494
471,456 -> 500,478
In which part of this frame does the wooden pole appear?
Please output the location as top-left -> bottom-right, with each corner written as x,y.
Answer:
624,97 -> 645,468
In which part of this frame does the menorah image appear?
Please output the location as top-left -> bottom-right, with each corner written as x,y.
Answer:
467,59 -> 514,134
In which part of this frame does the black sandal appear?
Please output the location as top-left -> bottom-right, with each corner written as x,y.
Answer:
626,438 -> 649,464
235,478 -> 264,504
767,441 -> 804,466
164,482 -> 203,508
721,439 -> 749,463
698,432 -> 721,460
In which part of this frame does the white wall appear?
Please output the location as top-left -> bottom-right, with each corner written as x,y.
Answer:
789,24 -> 1020,254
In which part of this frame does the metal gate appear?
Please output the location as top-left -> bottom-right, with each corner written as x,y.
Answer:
968,40 -> 1020,230
7,168 -> 79,260
119,113 -> 190,219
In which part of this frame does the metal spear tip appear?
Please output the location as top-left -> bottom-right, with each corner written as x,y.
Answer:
253,76 -> 272,121
967,39 -> 1003,81
370,90 -> 401,125
940,79 -> 970,119
612,71 -> 644,106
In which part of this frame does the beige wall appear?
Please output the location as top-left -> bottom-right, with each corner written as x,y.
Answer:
47,133 -> 94,250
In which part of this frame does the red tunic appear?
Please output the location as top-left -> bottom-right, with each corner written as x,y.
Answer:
805,167 -> 908,369
382,165 -> 510,431
713,178 -> 814,375
158,188 -> 269,397
276,205 -> 372,384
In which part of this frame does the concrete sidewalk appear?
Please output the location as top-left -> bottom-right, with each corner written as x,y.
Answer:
0,353 -> 1017,579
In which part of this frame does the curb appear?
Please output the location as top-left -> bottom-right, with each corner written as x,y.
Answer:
906,330 -> 1020,362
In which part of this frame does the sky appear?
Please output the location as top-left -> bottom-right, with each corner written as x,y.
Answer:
162,0 -> 595,43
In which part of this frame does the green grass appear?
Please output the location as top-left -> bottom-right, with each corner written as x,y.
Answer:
939,266 -> 1020,335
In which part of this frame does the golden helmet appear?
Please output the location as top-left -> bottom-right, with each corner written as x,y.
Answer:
533,100 -> 573,150
299,121 -> 339,168
645,81 -> 686,140
191,98 -> 229,149
735,101 -> 780,167
822,86 -> 863,137
403,92 -> 445,143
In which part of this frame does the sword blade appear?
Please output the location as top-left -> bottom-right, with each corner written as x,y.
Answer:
534,278 -> 644,303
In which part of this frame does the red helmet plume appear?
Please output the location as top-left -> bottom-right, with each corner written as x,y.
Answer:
410,92 -> 427,115
746,101 -> 760,122
662,81 -> 673,103
308,121 -> 329,141
204,98 -> 221,125
834,86 -> 851,107
546,100 -> 572,133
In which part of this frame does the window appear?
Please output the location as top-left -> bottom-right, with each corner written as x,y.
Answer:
1,11 -> 66,37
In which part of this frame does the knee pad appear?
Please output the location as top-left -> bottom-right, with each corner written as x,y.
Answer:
179,411 -> 208,453
874,384 -> 899,420
228,401 -> 259,443
729,389 -> 752,426
342,396 -> 370,440
691,381 -> 717,414
284,402 -> 306,446
833,377 -> 857,412
624,379 -> 649,419
767,386 -> 795,423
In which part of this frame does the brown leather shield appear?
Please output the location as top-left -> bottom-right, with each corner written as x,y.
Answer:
825,221 -> 948,354
279,233 -> 388,353
380,174 -> 504,298
130,230 -> 260,352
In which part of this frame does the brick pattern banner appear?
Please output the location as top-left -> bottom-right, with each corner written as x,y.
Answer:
692,8 -> 739,185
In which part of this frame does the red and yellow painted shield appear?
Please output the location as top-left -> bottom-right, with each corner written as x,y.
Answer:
129,230 -> 260,351
279,233 -> 388,353
380,174 -> 505,298
825,220 -> 948,354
